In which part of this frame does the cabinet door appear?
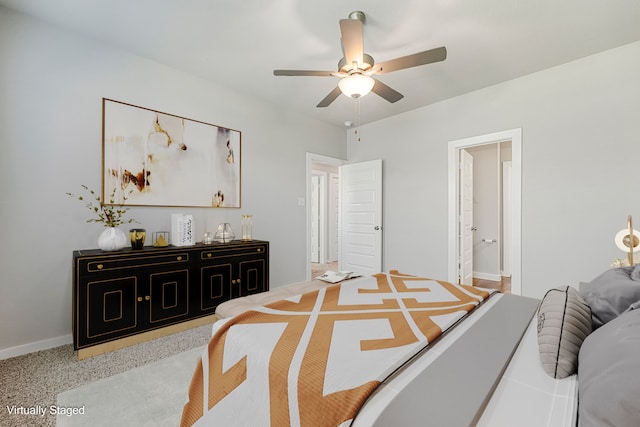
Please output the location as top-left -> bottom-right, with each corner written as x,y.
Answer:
238,259 -> 267,298
148,269 -> 190,325
199,263 -> 233,313
85,276 -> 138,343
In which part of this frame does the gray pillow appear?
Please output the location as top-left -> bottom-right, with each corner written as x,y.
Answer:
579,266 -> 640,328
578,307 -> 640,427
536,286 -> 592,379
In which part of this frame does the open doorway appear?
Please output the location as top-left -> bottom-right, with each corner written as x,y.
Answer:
310,164 -> 339,277
306,153 -> 345,281
306,155 -> 384,281
447,129 -> 522,295
461,143 -> 513,293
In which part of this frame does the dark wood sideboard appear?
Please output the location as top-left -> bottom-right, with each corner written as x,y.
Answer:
72,240 -> 269,359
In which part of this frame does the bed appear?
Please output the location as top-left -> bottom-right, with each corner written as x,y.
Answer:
181,268 -> 640,427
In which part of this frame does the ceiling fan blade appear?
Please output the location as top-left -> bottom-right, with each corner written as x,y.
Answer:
339,19 -> 364,69
377,46 -> 447,74
317,86 -> 343,108
274,70 -> 334,77
371,79 -> 404,103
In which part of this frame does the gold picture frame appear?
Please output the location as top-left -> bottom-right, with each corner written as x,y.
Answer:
102,98 -> 241,208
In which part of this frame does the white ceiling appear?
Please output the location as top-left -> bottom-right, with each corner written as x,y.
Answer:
2,0 -> 640,128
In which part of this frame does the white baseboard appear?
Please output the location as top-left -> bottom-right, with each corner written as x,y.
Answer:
0,334 -> 73,360
473,272 -> 502,282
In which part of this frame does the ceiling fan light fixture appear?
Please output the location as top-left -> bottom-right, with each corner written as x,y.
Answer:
338,74 -> 375,99
273,12 -> 447,108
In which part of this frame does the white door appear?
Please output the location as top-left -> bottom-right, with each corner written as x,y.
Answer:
311,175 -> 320,263
460,149 -> 474,285
339,159 -> 383,276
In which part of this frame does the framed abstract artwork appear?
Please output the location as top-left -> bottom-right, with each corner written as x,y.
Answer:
102,98 -> 241,208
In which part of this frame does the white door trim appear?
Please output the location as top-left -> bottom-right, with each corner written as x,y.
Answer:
447,129 -> 522,295
311,172 -> 328,264
502,161 -> 513,276
328,172 -> 340,262
306,153 -> 346,281
460,149 -> 474,285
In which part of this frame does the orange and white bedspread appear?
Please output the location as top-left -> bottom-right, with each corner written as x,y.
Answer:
180,270 -> 492,427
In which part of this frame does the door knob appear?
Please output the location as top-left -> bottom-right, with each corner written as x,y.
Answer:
470,227 -> 478,231
374,226 -> 381,231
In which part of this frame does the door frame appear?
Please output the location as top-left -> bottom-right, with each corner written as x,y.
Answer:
306,153 -> 346,281
459,149 -> 474,286
447,128 -> 522,295
502,161 -> 513,276
310,173 -> 324,263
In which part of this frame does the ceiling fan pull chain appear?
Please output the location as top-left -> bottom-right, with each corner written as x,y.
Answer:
354,98 -> 362,143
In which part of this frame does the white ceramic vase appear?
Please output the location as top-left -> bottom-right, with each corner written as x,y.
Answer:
98,227 -> 127,251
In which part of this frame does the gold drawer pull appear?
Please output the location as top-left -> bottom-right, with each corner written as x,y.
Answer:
177,256 -> 183,261
145,295 -> 150,301
236,279 -> 241,284
97,264 -> 104,270
137,297 -> 143,302
231,279 -> 236,285
257,248 -> 262,252
207,253 -> 212,258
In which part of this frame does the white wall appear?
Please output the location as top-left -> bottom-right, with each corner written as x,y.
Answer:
0,7 -> 345,356
348,41 -> 640,299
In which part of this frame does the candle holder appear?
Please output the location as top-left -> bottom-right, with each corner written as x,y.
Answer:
202,232 -> 214,245
242,214 -> 253,241
152,231 -> 169,247
129,228 -> 146,250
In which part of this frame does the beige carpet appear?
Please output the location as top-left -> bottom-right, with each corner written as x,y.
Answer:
0,324 -> 213,427
56,346 -> 203,426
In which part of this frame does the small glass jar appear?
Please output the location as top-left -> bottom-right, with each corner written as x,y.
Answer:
214,223 -> 235,243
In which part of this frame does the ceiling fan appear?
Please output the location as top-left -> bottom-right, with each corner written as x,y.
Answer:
273,10 -> 447,108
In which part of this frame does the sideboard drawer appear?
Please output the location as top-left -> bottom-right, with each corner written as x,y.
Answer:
79,252 -> 191,275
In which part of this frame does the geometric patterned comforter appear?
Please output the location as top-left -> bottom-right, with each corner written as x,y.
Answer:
180,270 -> 493,427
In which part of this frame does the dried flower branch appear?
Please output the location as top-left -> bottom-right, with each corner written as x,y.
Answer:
66,185 -> 137,227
